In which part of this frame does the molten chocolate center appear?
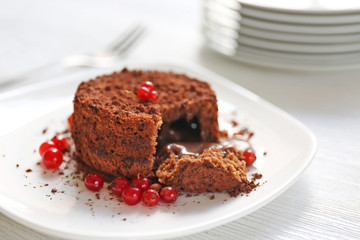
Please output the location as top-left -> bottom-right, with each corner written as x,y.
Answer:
164,137 -> 252,158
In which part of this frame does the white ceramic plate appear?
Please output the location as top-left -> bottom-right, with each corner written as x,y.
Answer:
206,0 -> 360,25
0,61 -> 316,239
236,0 -> 360,13
204,17 -> 360,44
205,7 -> 360,35
203,23 -> 360,53
203,30 -> 360,70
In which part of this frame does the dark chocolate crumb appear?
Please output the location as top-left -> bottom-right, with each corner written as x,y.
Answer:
231,120 -> 238,127
251,173 -> 263,181
95,193 -> 100,200
42,128 -> 48,134
229,180 -> 259,197
44,184 -> 49,186
122,218 -> 127,221
263,152 -> 267,156
26,169 -> 32,173
210,195 -> 215,200
51,188 -> 57,194
16,164 -> 19,168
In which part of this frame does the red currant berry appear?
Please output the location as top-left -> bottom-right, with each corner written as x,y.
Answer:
150,90 -> 158,103
42,148 -> 63,169
140,81 -> 155,92
131,176 -> 151,191
160,186 -> 178,203
243,149 -> 257,165
142,189 -> 160,207
84,173 -> 104,192
51,136 -> 67,151
122,187 -> 142,205
39,140 -> 56,157
137,86 -> 151,101
68,114 -> 73,129
111,177 -> 130,196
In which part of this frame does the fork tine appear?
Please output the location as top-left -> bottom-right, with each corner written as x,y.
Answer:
105,23 -> 146,54
113,25 -> 147,56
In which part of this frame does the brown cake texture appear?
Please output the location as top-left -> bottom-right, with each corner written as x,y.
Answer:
72,68 -> 219,178
156,146 -> 247,193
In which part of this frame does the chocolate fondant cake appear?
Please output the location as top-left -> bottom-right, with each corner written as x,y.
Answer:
72,69 -> 219,178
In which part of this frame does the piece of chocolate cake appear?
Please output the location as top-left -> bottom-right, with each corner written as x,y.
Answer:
156,145 -> 247,193
72,68 -> 219,178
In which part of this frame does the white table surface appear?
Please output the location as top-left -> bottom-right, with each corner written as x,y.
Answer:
1,0 -> 360,239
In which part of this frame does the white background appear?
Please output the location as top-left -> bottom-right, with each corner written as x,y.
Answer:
1,0 -> 360,239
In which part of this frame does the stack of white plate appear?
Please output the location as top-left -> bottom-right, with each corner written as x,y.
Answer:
202,0 -> 360,70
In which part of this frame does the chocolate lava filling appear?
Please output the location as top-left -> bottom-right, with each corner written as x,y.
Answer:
157,117 -> 201,149
157,117 -> 253,157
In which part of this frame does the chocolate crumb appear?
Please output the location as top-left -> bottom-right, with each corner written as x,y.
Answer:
16,164 -> 19,168
96,193 -> 100,200
219,130 -> 228,138
51,188 -> 57,194
251,173 -> 262,181
229,180 -> 259,197
26,169 -> 32,173
122,218 -> 127,221
231,120 -> 238,127
33,149 -> 36,153
44,184 -> 49,186
36,162 -> 40,165
42,128 -> 48,134
186,194 -> 192,198
210,195 -> 215,200
263,152 -> 267,156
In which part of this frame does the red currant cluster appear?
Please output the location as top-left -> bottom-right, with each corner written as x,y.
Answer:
137,81 -> 158,102
84,173 -> 178,207
39,136 -> 67,169
38,115 -> 73,169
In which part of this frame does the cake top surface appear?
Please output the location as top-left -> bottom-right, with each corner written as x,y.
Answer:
75,68 -> 216,118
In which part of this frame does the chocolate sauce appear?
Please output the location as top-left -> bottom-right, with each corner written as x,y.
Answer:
165,136 -> 253,158
165,142 -> 220,157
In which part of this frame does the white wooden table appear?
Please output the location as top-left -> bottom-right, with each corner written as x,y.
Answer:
1,0 -> 359,239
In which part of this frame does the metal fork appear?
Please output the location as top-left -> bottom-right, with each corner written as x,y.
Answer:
1,24 -> 146,83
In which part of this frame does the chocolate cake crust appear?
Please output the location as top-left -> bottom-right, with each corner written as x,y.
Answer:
72,68 -> 219,178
